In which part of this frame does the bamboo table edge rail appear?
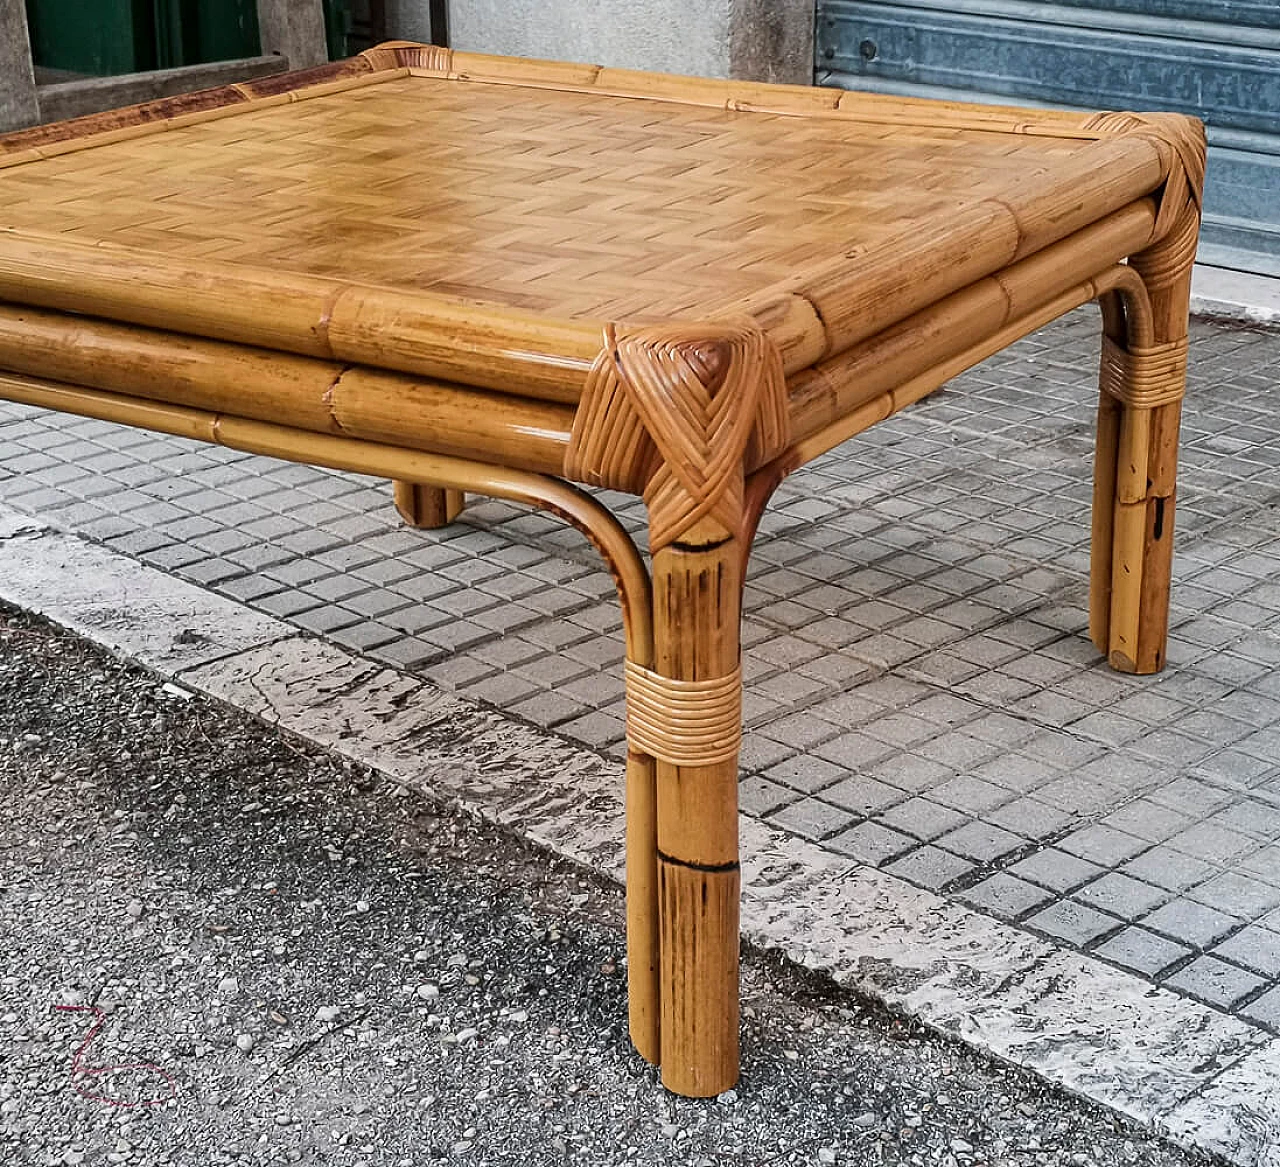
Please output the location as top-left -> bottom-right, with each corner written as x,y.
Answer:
0,45 -> 1206,1098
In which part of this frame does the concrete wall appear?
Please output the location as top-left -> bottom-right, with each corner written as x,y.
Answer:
384,0 -> 436,46
256,0 -> 329,69
0,0 -> 39,132
404,0 -> 813,83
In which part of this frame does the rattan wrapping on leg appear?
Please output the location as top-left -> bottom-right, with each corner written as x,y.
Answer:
1099,335 -> 1189,410
624,660 -> 742,769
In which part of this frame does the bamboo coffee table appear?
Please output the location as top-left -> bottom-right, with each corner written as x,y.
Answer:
0,43 -> 1204,1096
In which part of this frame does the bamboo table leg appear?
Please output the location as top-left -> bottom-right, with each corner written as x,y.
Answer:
393,480 -> 466,529
650,520 -> 743,1096
564,320 -> 789,1097
1090,219 -> 1197,675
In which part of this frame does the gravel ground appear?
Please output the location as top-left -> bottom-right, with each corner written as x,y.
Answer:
0,604 -> 1210,1167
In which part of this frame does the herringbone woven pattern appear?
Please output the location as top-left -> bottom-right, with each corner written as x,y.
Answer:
0,75 -> 1087,321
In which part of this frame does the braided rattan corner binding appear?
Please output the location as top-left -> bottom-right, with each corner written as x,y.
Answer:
566,321 -> 789,552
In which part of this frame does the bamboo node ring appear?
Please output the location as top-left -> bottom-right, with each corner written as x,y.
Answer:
624,659 -> 743,768
565,320 -> 790,551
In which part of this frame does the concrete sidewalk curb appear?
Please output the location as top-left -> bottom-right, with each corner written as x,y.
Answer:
1191,265 -> 1280,328
3,502 -> 1277,1165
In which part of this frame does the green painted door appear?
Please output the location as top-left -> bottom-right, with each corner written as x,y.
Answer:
25,0 -> 265,77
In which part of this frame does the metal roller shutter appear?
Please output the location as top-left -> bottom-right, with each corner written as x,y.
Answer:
817,0 -> 1280,276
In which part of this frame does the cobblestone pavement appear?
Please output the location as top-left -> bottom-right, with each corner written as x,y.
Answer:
3,309 -> 1280,1033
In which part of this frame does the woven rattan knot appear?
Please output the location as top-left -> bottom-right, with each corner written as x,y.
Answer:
565,321 -> 789,551
624,659 -> 742,768
1100,335 -> 1189,410
1083,111 -> 1205,271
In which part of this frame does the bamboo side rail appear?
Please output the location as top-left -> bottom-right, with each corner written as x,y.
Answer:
782,201 -> 1158,444
0,303 -> 575,475
0,230 -> 601,404
782,266 -> 1145,470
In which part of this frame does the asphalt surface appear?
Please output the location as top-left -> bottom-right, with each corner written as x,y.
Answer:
0,604 -> 1209,1166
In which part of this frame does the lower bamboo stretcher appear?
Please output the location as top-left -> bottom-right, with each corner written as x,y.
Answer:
0,46 -> 1203,1096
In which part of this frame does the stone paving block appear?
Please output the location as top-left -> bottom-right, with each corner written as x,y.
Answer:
883,845 -> 976,891
751,670 -> 830,709
822,774 -> 903,817
457,670 -> 540,709
862,711 -> 938,748
960,873 -> 1054,920
738,735 -> 793,775
1214,925 -> 1280,979
433,588 -> 500,619
419,621 -> 496,655
555,708 -> 626,752
506,689 -> 584,727
930,774 -> 1013,816
1149,775 -> 1238,819
867,752 -> 956,796
763,755 -> 847,796
1099,798 -> 1193,843
141,543 -> 214,571
1057,824 -> 1148,867
1093,926 -> 1191,979
264,559 -> 337,589
1027,900 -> 1122,947
1210,800 -> 1280,845
767,798 -> 856,842
469,602 -> 544,636
1010,848 -> 1104,893
826,821 -> 915,866
1189,871 -> 1280,919
291,606 -> 364,636
380,603 -> 452,637
878,797 -> 969,842
329,622 -> 404,655
1143,899 -> 1241,949
340,589 -> 410,621
1074,873 -> 1169,919
178,559 -> 247,587
1195,748 -> 1277,787
937,820 -> 1026,863
1238,986 -> 1280,1030
813,732 -> 898,772
1166,821 -> 1261,865
251,590 -> 324,620
968,755 -> 1051,798
1018,728 -> 1103,771
1163,956 -> 1267,1011
914,732 -> 1001,771
1120,844 -> 1221,893
215,575 -> 283,604
986,796 -> 1073,840
305,575 -> 372,604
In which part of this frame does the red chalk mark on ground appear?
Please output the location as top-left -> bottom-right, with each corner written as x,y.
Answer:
53,1005 -> 178,1107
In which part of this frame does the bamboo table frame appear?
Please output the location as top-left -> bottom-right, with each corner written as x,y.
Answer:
0,43 -> 1204,1097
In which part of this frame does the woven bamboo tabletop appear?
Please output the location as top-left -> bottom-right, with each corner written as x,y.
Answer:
0,45 -> 1188,379
2,75 -> 1094,323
